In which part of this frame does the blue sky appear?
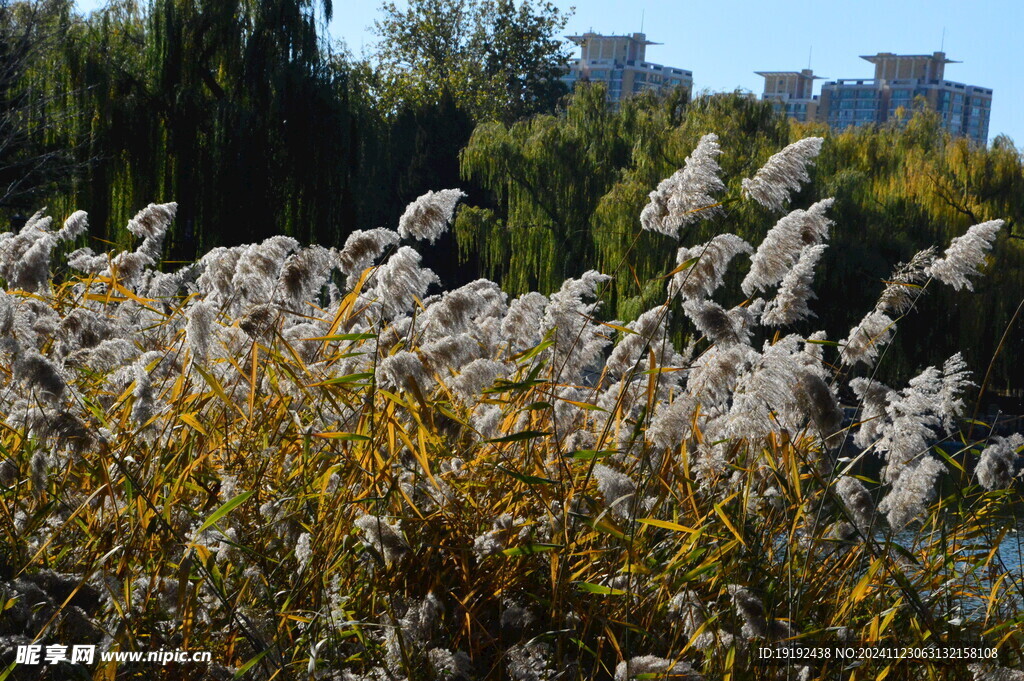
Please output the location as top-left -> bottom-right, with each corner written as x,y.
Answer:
74,0 -> 1023,145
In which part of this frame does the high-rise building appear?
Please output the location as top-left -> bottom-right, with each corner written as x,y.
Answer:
816,52 -> 992,144
562,32 -> 693,104
756,69 -> 822,122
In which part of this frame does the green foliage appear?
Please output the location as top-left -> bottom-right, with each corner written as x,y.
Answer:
5,0 -> 1024,395
371,0 -> 571,122
457,84 -> 631,292
804,115 -> 1024,390
2,0 -> 542,288
457,87 -> 1024,390
0,0 -> 80,209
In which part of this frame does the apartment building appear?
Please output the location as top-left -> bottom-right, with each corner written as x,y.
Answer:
561,32 -> 693,104
756,69 -> 822,122
797,52 -> 991,144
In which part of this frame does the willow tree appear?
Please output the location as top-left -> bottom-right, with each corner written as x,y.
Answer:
34,0 -> 360,255
457,85 -> 1024,389
588,92 -> 790,319
0,0 -> 80,213
456,84 -> 632,294
456,86 -> 790,306
803,113 -> 1024,389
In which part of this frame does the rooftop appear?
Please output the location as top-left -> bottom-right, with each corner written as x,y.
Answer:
567,32 -> 660,46
861,51 -> 960,65
755,71 -> 825,79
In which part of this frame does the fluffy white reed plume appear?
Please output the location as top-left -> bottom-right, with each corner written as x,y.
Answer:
968,664 -> 1024,681
871,357 -> 969,482
802,329 -> 828,365
926,220 -> 1003,291
337,228 -> 400,277
0,291 -> 13,337
741,136 -> 824,212
194,246 -> 243,302
472,517 -> 507,559
742,198 -> 833,296
668,233 -> 752,301
0,211 -> 45,279
13,299 -> 60,349
131,358 -> 155,426
12,232 -> 57,293
505,641 -> 556,681
428,649 -> 474,679
282,321 -> 326,363
55,210 -> 89,242
397,189 -> 466,243
877,456 -> 944,529
14,350 -> 66,401
471,403 -> 504,441
669,591 -> 715,649
684,343 -> 755,410
30,448 -> 50,491
727,585 -> 792,640
368,246 -> 440,318
420,333 -> 480,372
683,299 -> 753,346
0,209 -> 82,293
472,514 -> 526,558
551,385 -> 587,443
849,377 -> 893,449
793,357 -> 844,447
185,300 -> 217,363
542,270 -> 613,378
596,374 -> 647,425
352,514 -> 409,564
836,475 -> 876,531
126,202 -> 177,239
839,310 -> 893,367
875,247 -> 937,315
500,291 -> 549,353
724,340 -> 801,441
641,133 -> 725,238
239,303 -> 277,339
646,393 -> 697,452
761,244 -> 827,326
398,592 -> 443,645
142,268 -> 184,301
295,532 -> 313,572
230,236 -> 300,305
55,306 -> 111,351
937,353 -> 973,431
277,245 -> 338,308
724,335 -> 841,446
17,208 -> 51,232
107,204 -> 179,286
67,338 -> 136,374
449,359 -> 508,402
604,307 -> 670,378
417,279 -> 507,338
975,433 -> 1024,491
66,247 -> 109,275
592,464 -> 638,519
614,656 -> 703,681
376,351 -> 430,392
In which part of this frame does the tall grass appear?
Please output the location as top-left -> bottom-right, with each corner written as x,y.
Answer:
0,137 -> 1022,681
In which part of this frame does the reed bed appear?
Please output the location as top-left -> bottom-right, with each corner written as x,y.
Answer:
1,136 -> 1021,680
